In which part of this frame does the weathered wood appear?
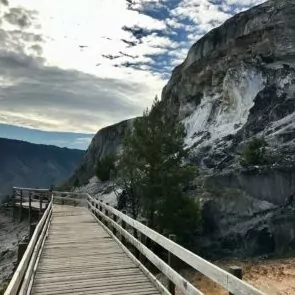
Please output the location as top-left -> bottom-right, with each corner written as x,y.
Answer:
139,220 -> 147,265
112,213 -> 118,236
121,210 -> 127,245
229,266 -> 243,295
4,200 -> 52,295
30,204 -> 162,295
39,196 -> 43,220
168,234 -> 177,295
89,212 -> 170,295
13,187 -> 50,193
89,197 -> 265,295
17,242 -> 28,264
19,190 -> 23,222
93,205 -> 204,295
19,209 -> 52,295
29,192 -> 32,226
30,223 -> 37,238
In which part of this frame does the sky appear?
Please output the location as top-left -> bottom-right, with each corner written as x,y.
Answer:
0,0 -> 265,149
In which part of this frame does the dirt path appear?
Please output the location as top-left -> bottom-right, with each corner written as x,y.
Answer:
174,258 -> 295,295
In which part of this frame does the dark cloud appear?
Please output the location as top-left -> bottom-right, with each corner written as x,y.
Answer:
122,25 -> 147,42
9,30 -> 43,42
119,51 -> 139,59
0,0 -> 8,6
30,44 -> 42,55
4,7 -> 37,28
121,39 -> 137,47
102,54 -> 121,60
0,50 -> 146,131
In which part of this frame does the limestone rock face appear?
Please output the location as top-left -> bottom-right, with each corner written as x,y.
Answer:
69,119 -> 134,186
161,0 -> 295,205
70,0 -> 295,256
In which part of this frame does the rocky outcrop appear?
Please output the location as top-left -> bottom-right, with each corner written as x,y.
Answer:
69,119 -> 134,186
71,0 -> 295,257
162,0 -> 295,203
159,0 -> 295,257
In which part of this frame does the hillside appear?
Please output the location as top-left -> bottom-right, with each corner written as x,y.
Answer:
0,138 -> 84,200
69,0 -> 295,257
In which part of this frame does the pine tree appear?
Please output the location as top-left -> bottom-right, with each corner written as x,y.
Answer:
118,97 -> 201,243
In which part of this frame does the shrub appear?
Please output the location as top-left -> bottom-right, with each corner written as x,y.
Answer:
239,137 -> 267,167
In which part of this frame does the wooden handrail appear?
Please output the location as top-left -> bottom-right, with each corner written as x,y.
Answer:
87,194 -> 265,295
13,187 -> 50,192
4,200 -> 53,295
91,201 -> 204,295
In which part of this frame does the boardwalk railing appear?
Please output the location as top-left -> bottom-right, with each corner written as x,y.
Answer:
5,189 -> 266,295
87,194 -> 266,295
5,196 -> 53,295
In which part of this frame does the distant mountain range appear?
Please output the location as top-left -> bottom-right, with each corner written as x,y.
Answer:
0,138 -> 84,201
0,123 -> 94,150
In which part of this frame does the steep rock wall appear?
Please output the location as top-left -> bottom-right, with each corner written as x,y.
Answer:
161,0 -> 295,205
69,119 -> 134,186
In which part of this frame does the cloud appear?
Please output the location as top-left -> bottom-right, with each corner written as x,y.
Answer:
0,0 -> 8,6
0,49 -> 162,132
4,7 -> 37,28
0,0 -> 264,136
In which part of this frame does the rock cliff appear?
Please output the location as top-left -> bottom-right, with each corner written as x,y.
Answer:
162,0 -> 295,205
71,0 -> 295,257
69,119 -> 134,186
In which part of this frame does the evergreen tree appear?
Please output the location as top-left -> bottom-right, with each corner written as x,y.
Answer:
95,154 -> 116,181
118,97 -> 201,243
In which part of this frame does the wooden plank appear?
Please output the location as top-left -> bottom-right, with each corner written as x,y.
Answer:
89,212 -> 170,295
13,187 -> 50,192
30,205 -> 162,295
93,207 -> 204,295
91,198 -> 265,295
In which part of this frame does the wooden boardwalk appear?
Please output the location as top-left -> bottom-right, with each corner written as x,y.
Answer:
31,205 -> 162,295
6,189 -> 266,295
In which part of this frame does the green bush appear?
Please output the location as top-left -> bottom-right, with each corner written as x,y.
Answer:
239,137 -> 267,167
95,154 -> 116,181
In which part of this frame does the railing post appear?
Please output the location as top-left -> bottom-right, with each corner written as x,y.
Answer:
17,242 -> 28,264
12,189 -> 16,220
133,226 -> 140,259
99,200 -> 103,221
121,210 -> 127,245
30,223 -> 36,238
95,201 -> 99,218
39,195 -> 43,220
105,203 -> 110,229
229,266 -> 243,295
168,234 -> 177,295
28,192 -> 32,228
19,190 -> 23,222
139,220 -> 147,264
112,213 -> 117,236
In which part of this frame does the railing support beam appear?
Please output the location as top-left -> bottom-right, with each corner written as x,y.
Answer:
168,234 -> 177,295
